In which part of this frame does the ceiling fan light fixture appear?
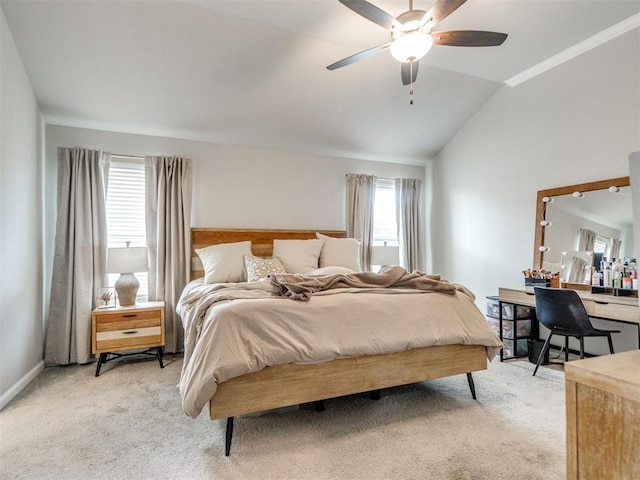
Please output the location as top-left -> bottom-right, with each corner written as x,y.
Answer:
390,31 -> 433,62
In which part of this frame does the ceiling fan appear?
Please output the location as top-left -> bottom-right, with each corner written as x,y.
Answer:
327,0 -> 508,96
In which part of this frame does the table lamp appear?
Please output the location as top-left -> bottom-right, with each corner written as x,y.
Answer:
370,243 -> 400,272
107,244 -> 148,306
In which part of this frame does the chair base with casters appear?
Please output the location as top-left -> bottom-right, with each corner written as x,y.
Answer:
531,287 -> 621,376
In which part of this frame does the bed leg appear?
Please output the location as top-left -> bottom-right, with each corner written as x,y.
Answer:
225,417 -> 234,456
314,400 -> 325,412
369,389 -> 381,400
466,372 -> 477,400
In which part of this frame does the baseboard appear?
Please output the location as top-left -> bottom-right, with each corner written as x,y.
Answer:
0,361 -> 44,411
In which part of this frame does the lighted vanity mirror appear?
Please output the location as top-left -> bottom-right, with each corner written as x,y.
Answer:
560,251 -> 594,284
533,177 -> 633,275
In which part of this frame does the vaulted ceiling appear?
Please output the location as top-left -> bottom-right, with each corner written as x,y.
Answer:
2,0 -> 639,164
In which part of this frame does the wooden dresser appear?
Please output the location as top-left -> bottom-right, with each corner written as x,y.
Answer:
565,350 -> 640,479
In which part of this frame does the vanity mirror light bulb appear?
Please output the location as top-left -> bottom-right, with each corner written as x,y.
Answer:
542,196 -> 553,203
540,220 -> 552,227
609,186 -> 621,193
572,191 -> 584,198
539,246 -> 550,252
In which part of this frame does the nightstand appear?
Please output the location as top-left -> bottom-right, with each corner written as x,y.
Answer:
91,301 -> 165,376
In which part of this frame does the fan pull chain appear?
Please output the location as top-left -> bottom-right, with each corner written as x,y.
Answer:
409,61 -> 414,105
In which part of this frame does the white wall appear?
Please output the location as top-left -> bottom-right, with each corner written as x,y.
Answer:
46,126 -> 425,229
431,29 -> 640,354
44,125 -> 426,283
0,10 -> 44,408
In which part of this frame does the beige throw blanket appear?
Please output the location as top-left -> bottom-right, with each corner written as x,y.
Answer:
269,266 -> 460,301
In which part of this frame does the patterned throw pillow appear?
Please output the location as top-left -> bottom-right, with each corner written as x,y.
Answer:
244,255 -> 287,282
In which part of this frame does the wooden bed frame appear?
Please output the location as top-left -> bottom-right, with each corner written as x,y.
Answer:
189,228 -> 488,455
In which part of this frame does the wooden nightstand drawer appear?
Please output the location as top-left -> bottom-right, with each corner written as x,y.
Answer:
91,302 -> 165,354
95,326 -> 163,352
94,308 -> 161,325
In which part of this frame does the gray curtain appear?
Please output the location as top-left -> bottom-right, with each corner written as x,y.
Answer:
346,174 -> 376,271
145,156 -> 193,353
568,256 -> 588,283
609,237 -> 622,260
395,178 -> 423,271
577,228 -> 596,251
45,147 -> 108,365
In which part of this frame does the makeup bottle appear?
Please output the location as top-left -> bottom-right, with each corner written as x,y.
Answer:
591,271 -> 602,286
603,263 -> 612,288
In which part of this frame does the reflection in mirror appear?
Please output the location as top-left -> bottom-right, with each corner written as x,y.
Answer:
561,251 -> 594,284
544,187 -> 633,267
534,177 -> 633,272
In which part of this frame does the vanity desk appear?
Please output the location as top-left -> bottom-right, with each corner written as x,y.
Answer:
498,287 -> 640,349
510,175 -> 639,354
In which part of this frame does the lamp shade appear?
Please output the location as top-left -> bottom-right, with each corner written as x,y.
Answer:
371,245 -> 400,267
107,247 -> 148,274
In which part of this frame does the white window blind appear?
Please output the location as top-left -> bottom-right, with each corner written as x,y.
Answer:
106,156 -> 148,299
373,179 -> 398,246
594,235 -> 608,254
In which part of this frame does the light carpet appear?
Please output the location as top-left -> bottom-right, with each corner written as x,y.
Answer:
0,355 -> 565,480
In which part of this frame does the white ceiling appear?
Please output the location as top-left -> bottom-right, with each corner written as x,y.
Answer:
2,0 -> 639,164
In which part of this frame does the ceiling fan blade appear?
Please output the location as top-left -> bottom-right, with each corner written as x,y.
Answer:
401,61 -> 419,86
327,42 -> 391,70
423,0 -> 468,27
432,30 -> 508,47
338,0 -> 402,31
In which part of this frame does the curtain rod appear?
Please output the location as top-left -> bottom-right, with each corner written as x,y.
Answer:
345,174 -> 394,181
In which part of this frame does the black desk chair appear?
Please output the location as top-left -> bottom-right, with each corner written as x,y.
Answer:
532,287 -> 620,376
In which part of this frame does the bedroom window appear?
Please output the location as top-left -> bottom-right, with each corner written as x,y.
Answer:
373,179 -> 398,247
593,235 -> 608,254
105,156 -> 148,300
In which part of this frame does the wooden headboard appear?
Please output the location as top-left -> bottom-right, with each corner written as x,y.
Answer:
191,228 -> 346,280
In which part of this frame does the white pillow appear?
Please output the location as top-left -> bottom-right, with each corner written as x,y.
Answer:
195,241 -> 252,283
272,239 -> 324,273
244,255 -> 287,282
316,233 -> 362,271
307,266 -> 357,276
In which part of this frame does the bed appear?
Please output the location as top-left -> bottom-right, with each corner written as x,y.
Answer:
178,228 -> 503,455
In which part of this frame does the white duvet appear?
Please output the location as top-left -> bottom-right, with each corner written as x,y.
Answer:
177,279 -> 503,418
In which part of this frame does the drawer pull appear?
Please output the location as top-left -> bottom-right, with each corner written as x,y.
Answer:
122,314 -> 138,318
122,330 -> 138,335
525,292 -> 534,296
594,301 -> 609,305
